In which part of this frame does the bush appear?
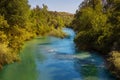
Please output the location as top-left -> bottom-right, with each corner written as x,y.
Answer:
48,27 -> 67,38
108,51 -> 120,78
0,44 -> 18,69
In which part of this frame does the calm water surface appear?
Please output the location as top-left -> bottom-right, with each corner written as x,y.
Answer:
0,28 -> 115,80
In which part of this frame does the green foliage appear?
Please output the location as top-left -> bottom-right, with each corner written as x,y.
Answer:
72,0 -> 120,53
0,1 -> 73,69
49,27 -> 67,38
72,0 -> 120,78
29,5 -> 73,36
0,15 -> 19,69
109,51 -> 120,78
0,44 -> 18,64
49,11 -> 73,28
73,7 -> 109,52
74,30 -> 99,50
0,31 -> 8,44
0,0 -> 30,27
0,16 -> 9,29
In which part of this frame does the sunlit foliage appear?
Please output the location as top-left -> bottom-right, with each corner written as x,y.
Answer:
0,1 -> 73,69
72,0 -> 120,78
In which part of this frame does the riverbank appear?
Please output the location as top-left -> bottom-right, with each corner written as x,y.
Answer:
0,28 -> 115,80
0,27 -> 67,70
71,0 -> 120,79
0,0 -> 74,70
48,28 -> 68,38
75,45 -> 120,79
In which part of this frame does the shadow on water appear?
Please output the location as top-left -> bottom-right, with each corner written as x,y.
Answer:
74,58 -> 99,80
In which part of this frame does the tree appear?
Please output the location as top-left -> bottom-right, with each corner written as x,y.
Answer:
0,0 -> 30,27
108,0 -> 120,50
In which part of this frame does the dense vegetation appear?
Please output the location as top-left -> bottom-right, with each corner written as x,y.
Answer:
0,0 -> 73,69
71,0 -> 120,78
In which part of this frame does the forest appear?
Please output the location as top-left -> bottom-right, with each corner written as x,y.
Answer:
71,0 -> 120,78
0,0 -> 120,79
0,0 -> 73,69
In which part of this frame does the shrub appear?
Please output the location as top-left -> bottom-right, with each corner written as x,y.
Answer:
0,44 -> 18,69
108,51 -> 120,78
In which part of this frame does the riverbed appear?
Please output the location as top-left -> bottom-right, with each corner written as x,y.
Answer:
0,28 -> 115,80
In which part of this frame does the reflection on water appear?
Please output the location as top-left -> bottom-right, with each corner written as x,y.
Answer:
74,59 -> 98,80
0,28 -> 116,80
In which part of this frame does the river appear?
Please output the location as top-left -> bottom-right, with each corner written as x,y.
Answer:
0,28 -> 115,80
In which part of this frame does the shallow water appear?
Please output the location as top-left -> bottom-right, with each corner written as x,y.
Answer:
0,28 -> 115,80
